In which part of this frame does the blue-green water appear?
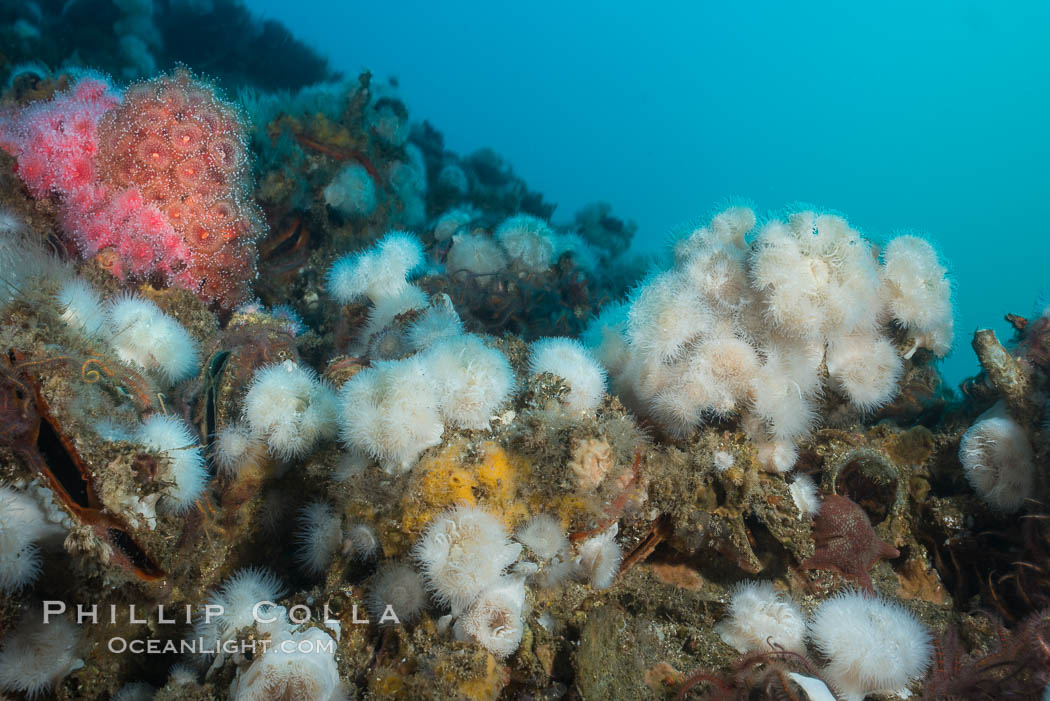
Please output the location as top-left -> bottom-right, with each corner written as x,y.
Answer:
252,0 -> 1050,386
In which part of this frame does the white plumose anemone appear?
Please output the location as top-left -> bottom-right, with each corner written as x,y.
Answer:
192,568 -> 286,660
326,231 -> 425,305
958,402 -> 1035,512
453,575 -> 528,658
584,206 -> 954,464
424,334 -> 516,430
57,278 -> 107,336
808,592 -> 932,701
242,360 -> 339,460
213,421 -> 265,477
107,293 -> 200,383
515,514 -> 569,561
788,474 -> 822,518
136,415 -> 208,513
295,501 -> 343,577
494,214 -> 555,272
433,208 -> 475,241
529,338 -> 607,415
413,505 -> 522,615
338,356 -> 444,473
407,294 -> 465,352
367,562 -> 427,624
880,235 -> 954,357
825,333 -> 903,412
714,581 -> 806,654
345,522 -> 380,560
323,162 -> 377,217
446,232 -> 508,276
0,486 -> 65,593
575,522 -> 621,589
0,608 -> 83,698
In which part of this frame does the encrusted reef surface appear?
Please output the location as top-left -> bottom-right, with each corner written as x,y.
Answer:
0,19 -> 1049,701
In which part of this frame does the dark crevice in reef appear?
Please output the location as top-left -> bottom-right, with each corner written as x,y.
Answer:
36,416 -> 92,509
107,527 -> 164,579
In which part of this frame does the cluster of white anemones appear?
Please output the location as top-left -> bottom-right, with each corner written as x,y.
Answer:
585,206 -> 954,473
333,304 -> 606,473
403,506 -> 622,659
59,284 -> 200,384
327,230 -> 431,351
325,235 -> 515,472
337,318 -> 517,472
292,500 -> 379,577
441,211 -> 600,277
188,569 -> 346,701
0,485 -> 68,593
0,217 -> 198,388
222,231 -> 608,478
715,582 -> 932,701
53,280 -> 212,519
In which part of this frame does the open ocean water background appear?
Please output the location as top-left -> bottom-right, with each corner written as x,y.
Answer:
251,0 -> 1050,387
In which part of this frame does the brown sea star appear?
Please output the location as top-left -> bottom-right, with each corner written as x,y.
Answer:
800,494 -> 899,592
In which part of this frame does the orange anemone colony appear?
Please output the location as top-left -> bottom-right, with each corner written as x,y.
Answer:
95,70 -> 263,307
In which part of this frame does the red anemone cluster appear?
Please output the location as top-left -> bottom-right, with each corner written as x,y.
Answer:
0,70 -> 262,308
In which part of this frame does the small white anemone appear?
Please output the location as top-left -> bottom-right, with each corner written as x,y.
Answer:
323,162 -> 377,218
715,581 -> 807,654
344,522 -> 380,560
826,333 -> 903,412
338,356 -> 444,474
0,486 -> 65,593
959,402 -> 1035,512
515,514 -> 568,561
453,575 -> 528,658
788,474 -> 822,517
213,421 -> 266,477
168,663 -> 198,685
192,568 -> 286,658
136,415 -> 207,514
713,450 -> 735,472
295,501 -> 343,577
433,208 -> 475,241
446,232 -> 508,277
366,562 -> 427,624
494,214 -> 555,272
407,294 -> 464,352
880,235 -> 953,357
359,284 -> 429,347
57,278 -> 107,336
575,522 -> 621,589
